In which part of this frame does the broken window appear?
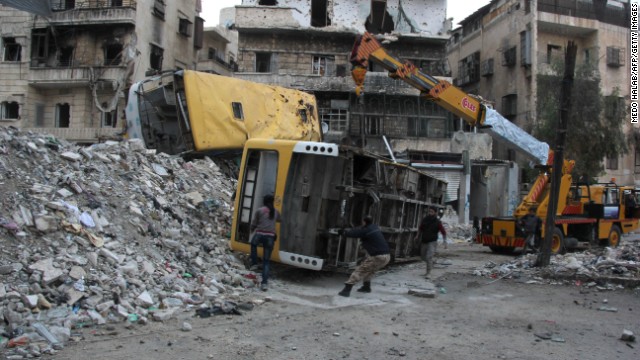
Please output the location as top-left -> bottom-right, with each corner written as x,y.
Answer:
208,48 -> 216,60
111,0 -> 123,6
365,0 -> 394,34
319,107 -> 348,132
101,103 -> 117,128
606,46 -> 624,67
0,101 -> 19,120
255,52 -> 272,73
179,18 -> 192,37
364,116 -> 382,135
457,52 -> 480,85
2,37 -> 21,62
502,46 -> 517,67
55,103 -> 70,128
546,44 -> 561,64
312,56 -> 326,76
501,94 -> 517,119
258,0 -> 277,5
31,28 -> 54,66
149,44 -> 164,71
104,43 -> 123,65
58,46 -> 74,67
311,0 -> 331,27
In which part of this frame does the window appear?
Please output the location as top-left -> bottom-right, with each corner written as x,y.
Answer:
457,52 -> 480,85
319,108 -> 348,131
101,103 -> 117,128
364,116 -> 382,135
407,116 -> 447,138
104,43 -> 122,65
604,96 -> 625,119
481,58 -> 494,76
55,103 -> 70,128
259,0 -> 277,5
501,94 -> 517,118
31,29 -> 50,65
149,44 -> 163,71
606,156 -> 618,170
153,0 -> 165,20
312,56 -> 326,75
194,17 -> 204,49
2,37 -> 21,61
520,30 -> 531,66
502,47 -> 516,67
311,0 -> 331,27
232,102 -> 244,120
584,48 -> 591,64
58,46 -> 74,67
0,101 -> 19,120
179,18 -> 192,37
35,103 -> 44,127
606,46 -> 624,67
365,0 -> 393,34
255,52 -> 271,73
547,44 -> 561,64
208,48 -> 216,60
110,0 -> 123,6
635,147 -> 640,173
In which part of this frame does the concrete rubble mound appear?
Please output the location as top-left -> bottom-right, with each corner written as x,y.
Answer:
472,241 -> 640,288
0,126 -> 257,355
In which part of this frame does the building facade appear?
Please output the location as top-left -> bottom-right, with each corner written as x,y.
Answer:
446,0 -> 636,185
0,0 -> 205,142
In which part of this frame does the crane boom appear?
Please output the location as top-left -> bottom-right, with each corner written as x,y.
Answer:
350,32 -> 549,165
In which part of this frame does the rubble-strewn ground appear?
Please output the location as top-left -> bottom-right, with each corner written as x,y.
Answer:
1,126 -> 638,359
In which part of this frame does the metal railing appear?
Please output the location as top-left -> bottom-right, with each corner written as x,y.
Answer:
51,0 -> 136,11
537,0 -> 629,28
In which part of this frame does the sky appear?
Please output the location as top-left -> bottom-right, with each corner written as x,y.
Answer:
200,0 -> 493,27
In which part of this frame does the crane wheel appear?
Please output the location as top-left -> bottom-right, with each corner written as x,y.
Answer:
606,225 -> 621,248
550,227 -> 565,255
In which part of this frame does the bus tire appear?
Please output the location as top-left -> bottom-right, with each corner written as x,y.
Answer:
607,225 -> 621,248
550,227 -> 565,255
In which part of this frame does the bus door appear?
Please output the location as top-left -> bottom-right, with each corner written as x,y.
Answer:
235,149 -> 279,244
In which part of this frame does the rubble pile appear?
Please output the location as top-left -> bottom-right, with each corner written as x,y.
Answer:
472,242 -> 640,286
0,126 -> 254,355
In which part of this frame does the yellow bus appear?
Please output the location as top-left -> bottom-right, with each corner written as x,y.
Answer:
230,138 -> 448,271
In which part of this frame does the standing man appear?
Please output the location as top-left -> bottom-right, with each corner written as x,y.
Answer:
337,215 -> 391,297
414,207 -> 447,279
250,194 -> 280,291
519,207 -> 541,253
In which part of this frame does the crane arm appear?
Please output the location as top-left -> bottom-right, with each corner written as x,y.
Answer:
350,32 -> 486,127
350,32 -> 549,165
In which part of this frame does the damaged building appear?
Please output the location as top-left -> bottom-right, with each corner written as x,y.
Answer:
446,0 -> 637,186
0,0 -> 233,143
227,0 -> 496,221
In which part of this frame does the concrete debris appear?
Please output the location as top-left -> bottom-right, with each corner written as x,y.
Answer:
0,126 -> 260,355
471,238 -> 640,288
621,329 -> 636,342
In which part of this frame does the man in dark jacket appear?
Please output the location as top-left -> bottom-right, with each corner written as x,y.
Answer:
337,215 -> 390,297
414,207 -> 447,278
519,207 -> 541,253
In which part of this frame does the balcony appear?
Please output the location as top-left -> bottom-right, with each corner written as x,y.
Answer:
537,0 -> 629,28
34,0 -> 137,27
24,127 -> 122,143
28,66 -> 128,89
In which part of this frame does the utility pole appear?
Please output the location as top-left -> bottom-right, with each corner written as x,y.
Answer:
536,41 -> 577,267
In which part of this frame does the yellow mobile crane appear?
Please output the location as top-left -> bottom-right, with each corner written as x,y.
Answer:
350,32 -> 639,253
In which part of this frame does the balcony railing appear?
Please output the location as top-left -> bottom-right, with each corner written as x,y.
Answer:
51,0 -> 136,11
537,0 -> 629,28
28,66 -> 128,88
24,127 -> 122,143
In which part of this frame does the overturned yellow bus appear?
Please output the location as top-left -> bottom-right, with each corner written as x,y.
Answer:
230,138 -> 447,271
125,70 -> 323,155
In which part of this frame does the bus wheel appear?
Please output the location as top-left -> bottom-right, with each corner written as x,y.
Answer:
607,225 -> 621,248
550,227 -> 565,255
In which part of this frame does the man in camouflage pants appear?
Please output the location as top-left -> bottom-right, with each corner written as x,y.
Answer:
337,215 -> 391,297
